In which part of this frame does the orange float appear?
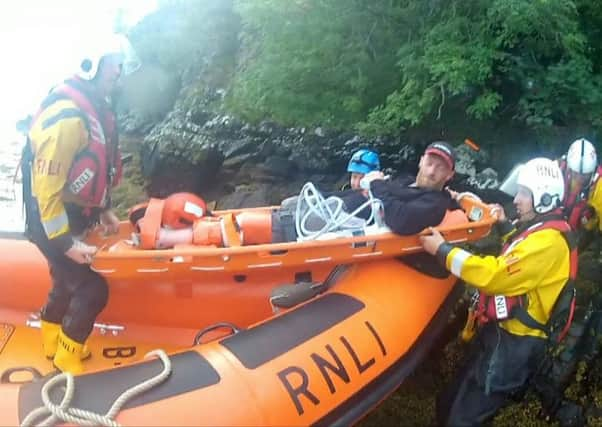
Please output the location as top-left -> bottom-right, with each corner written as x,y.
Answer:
0,195 -> 494,425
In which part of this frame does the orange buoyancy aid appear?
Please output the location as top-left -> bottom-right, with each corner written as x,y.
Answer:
473,215 -> 578,340
35,77 -> 122,208
559,158 -> 601,230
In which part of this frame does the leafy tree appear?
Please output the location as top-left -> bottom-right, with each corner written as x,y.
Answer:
363,0 -> 602,135
229,0 -> 405,128
137,0 -> 602,137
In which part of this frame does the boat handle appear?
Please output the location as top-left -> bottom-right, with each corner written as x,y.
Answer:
193,322 -> 241,345
1,367 -> 43,384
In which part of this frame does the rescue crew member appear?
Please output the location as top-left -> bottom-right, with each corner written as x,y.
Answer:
420,157 -> 576,426
544,139 -> 602,425
22,33 -> 141,374
346,149 -> 380,190
559,138 -> 602,249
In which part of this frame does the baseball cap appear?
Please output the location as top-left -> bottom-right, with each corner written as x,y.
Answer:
424,141 -> 455,170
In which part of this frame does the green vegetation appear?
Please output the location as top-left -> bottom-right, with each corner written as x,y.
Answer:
228,1 -> 403,127
226,0 -> 602,137
130,0 -> 602,140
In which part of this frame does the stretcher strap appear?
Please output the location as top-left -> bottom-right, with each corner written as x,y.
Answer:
139,198 -> 165,250
221,213 -> 242,247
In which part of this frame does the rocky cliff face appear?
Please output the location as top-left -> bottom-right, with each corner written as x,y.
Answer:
137,108 -> 503,209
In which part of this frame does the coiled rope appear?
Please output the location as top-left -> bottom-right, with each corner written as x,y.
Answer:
21,349 -> 172,427
295,182 -> 384,241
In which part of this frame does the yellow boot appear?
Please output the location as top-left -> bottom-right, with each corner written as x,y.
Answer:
41,320 -> 91,360
53,330 -> 86,375
41,320 -> 61,359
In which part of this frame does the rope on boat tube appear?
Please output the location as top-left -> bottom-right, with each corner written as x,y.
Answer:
21,349 -> 172,427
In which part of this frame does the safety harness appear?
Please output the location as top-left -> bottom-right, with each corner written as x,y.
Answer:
23,77 -> 121,209
463,215 -> 578,343
559,158 -> 601,230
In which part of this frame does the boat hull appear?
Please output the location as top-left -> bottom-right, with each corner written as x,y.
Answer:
0,258 -> 459,426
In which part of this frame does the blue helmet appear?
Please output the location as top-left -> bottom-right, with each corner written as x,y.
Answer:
347,149 -> 380,174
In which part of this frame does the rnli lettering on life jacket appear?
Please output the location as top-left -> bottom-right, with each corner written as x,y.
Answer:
69,167 -> 95,195
42,79 -> 122,208
493,295 -> 509,319
35,158 -> 62,176
276,320 -> 386,416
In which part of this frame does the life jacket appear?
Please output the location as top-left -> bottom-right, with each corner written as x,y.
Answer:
32,77 -> 122,208
472,214 -> 578,342
161,192 -> 208,229
559,157 -> 601,230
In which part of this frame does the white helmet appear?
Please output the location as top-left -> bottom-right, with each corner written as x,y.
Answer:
566,138 -> 597,175
516,157 -> 565,214
77,33 -> 141,81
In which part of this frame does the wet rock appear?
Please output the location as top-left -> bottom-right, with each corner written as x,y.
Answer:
203,114 -> 243,135
222,153 -> 253,169
186,109 -> 211,126
218,187 -> 267,209
139,111 -> 503,207
222,137 -> 259,159
344,135 -> 364,147
262,155 -> 296,178
216,184 -> 272,209
258,120 -> 284,138
455,144 -> 478,177
466,167 -> 500,190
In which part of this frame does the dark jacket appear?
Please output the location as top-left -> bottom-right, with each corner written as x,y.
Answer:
328,189 -> 373,220
370,176 -> 457,235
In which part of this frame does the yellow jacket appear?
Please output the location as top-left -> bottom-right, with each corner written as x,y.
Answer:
28,98 -> 89,248
584,178 -> 602,232
438,223 -> 571,338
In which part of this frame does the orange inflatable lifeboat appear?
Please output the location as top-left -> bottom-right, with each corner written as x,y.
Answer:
0,193 -> 495,425
0,258 -> 463,426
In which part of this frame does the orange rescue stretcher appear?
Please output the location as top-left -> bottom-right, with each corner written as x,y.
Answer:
89,193 -> 495,284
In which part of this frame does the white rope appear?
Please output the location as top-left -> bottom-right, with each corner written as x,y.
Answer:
21,349 -> 172,427
294,182 -> 384,241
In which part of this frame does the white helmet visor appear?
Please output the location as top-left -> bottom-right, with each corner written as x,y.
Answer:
499,164 -> 524,197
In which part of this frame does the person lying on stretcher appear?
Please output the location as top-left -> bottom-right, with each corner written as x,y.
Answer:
272,141 -> 462,242
130,142 -> 463,248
